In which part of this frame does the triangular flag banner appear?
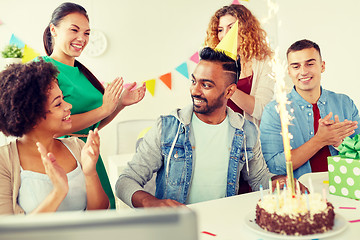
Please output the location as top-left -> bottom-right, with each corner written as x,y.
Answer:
175,62 -> 189,79
215,20 -> 238,60
190,51 -> 199,64
9,34 -> 25,48
159,72 -> 172,90
144,79 -> 156,96
22,44 -> 40,63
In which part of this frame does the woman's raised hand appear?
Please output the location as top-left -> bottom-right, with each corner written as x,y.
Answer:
80,128 -> 100,176
120,82 -> 146,107
101,77 -> 124,115
36,142 -> 69,196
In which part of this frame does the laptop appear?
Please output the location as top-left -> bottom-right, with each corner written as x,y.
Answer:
0,208 -> 198,240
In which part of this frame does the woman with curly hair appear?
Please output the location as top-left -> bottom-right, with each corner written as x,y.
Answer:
0,61 -> 109,214
205,4 -> 274,126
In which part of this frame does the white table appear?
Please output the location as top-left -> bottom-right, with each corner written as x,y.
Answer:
189,172 -> 360,240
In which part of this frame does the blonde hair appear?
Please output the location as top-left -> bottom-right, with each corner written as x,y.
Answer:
205,4 -> 273,61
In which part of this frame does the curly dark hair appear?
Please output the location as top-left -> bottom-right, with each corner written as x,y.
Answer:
0,60 -> 59,137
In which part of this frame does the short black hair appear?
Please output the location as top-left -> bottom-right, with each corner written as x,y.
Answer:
199,47 -> 240,84
0,60 -> 59,137
287,39 -> 322,59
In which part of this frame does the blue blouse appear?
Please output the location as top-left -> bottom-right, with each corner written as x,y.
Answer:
18,142 -> 87,213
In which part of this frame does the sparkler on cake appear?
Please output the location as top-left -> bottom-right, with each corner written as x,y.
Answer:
255,48 -> 335,236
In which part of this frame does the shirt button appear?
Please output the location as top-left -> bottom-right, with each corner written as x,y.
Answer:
307,105 -> 311,108
301,106 -> 304,109
308,112 -> 312,116
310,131 -> 313,135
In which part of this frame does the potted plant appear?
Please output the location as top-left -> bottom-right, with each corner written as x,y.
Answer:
1,44 -> 23,64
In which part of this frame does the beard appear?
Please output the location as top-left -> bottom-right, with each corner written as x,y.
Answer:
191,92 -> 225,115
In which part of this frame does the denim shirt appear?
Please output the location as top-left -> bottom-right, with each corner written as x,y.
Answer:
260,87 -> 360,179
116,105 -> 274,207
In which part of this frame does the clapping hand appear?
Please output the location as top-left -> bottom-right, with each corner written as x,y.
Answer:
80,128 -> 100,176
36,142 -> 69,196
120,82 -> 146,107
317,112 -> 358,147
102,77 -> 124,115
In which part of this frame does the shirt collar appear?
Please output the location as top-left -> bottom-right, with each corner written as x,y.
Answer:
290,86 -> 327,107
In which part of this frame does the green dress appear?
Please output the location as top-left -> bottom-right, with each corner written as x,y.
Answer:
40,56 -> 115,209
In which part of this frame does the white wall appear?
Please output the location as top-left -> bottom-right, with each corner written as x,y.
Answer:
1,0 -> 360,164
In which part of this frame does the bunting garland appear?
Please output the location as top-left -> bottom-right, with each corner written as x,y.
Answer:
190,51 -> 199,64
7,34 -> 40,63
175,62 -> 189,79
144,79 -> 156,96
159,72 -> 172,90
22,44 -> 40,63
9,34 -> 25,48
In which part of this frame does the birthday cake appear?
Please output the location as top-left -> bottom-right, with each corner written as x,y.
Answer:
255,192 -> 335,235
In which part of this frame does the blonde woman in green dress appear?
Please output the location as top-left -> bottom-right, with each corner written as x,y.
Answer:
41,2 -> 146,209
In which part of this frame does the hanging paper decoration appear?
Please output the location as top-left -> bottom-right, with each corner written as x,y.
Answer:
144,79 -> 156,96
159,72 -> 172,90
22,44 -> 40,63
190,51 -> 199,64
175,62 -> 189,79
9,34 -> 25,48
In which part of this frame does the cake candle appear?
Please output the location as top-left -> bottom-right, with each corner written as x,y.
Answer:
322,188 -> 327,203
296,180 -> 301,196
260,184 -> 264,201
305,190 -> 310,211
269,178 -> 272,195
276,180 -> 280,196
308,177 -> 314,193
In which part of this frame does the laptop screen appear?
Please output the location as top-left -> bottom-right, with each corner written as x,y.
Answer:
0,208 -> 198,240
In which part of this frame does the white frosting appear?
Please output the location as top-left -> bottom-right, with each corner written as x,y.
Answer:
258,191 -> 327,217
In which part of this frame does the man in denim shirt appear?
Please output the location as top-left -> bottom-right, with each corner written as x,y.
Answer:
260,39 -> 359,179
116,47 -> 297,208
